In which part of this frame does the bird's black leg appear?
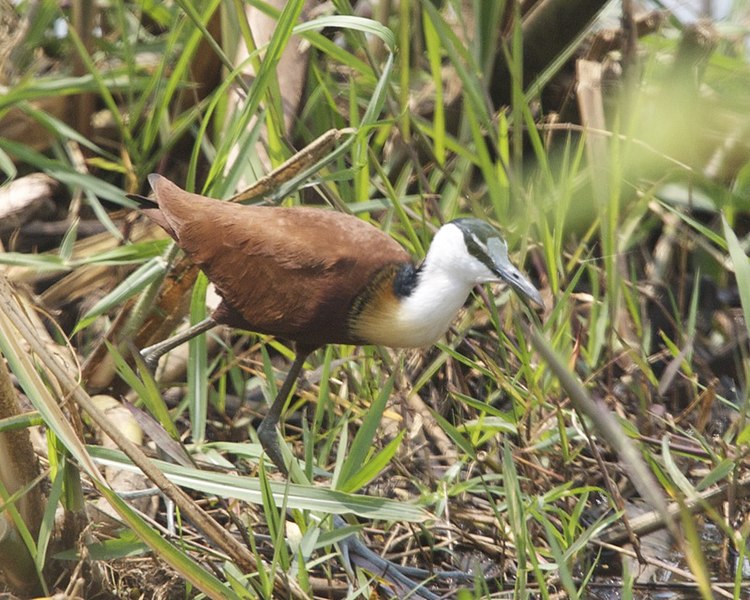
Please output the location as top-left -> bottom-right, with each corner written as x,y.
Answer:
251,346 -> 472,598
332,514 -> 472,599
256,348 -> 312,473
140,316 -> 218,371
254,349 -> 471,598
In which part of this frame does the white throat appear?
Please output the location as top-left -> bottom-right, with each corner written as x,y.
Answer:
385,224 -> 497,347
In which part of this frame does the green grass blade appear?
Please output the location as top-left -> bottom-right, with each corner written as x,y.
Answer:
107,342 -> 180,439
88,446 -> 428,521
188,271 -> 209,443
337,373 -> 395,490
722,215 -> 750,339
74,257 -> 167,334
294,15 -> 395,51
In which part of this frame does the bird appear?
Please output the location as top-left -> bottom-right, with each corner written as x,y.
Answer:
134,173 -> 543,473
133,174 -> 543,599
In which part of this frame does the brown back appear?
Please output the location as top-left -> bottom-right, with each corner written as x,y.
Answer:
146,175 -> 411,346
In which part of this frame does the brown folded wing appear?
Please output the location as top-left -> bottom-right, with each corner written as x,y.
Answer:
146,175 -> 411,346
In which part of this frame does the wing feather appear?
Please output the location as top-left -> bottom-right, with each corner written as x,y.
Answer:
145,175 -> 410,345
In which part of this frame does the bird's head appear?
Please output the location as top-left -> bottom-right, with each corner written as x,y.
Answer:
429,218 -> 544,308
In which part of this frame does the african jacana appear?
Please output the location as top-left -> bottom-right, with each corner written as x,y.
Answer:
136,174 -> 543,473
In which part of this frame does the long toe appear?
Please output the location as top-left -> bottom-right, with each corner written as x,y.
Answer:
332,515 -> 471,600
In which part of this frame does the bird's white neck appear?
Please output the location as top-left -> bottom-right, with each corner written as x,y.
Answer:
350,223 -> 502,348
388,265 -> 476,347
371,224 -> 495,348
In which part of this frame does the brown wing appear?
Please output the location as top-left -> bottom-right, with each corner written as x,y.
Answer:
146,175 -> 411,345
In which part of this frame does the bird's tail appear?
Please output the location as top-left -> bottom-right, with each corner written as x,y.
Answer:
126,192 -> 157,208
127,188 -> 174,237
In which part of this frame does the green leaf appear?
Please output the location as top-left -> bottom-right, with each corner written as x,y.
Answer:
0,140 -> 134,207
74,258 -> 167,334
339,431 -> 405,493
55,530 -> 149,561
72,240 -> 169,266
360,51 -> 394,128
0,148 -> 17,179
736,422 -> 750,447
293,16 -> 396,51
661,435 -> 698,501
88,446 -> 428,522
106,342 -> 179,440
36,466 -> 65,573
422,2 -> 491,133
696,458 -> 736,491
0,411 -> 43,431
722,215 -> 750,341
188,271 -> 209,443
259,459 -> 290,572
430,408 -> 477,459
0,253 -> 66,270
337,374 -> 395,491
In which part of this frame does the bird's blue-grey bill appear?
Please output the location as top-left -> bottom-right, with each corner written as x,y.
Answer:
499,265 -> 544,307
